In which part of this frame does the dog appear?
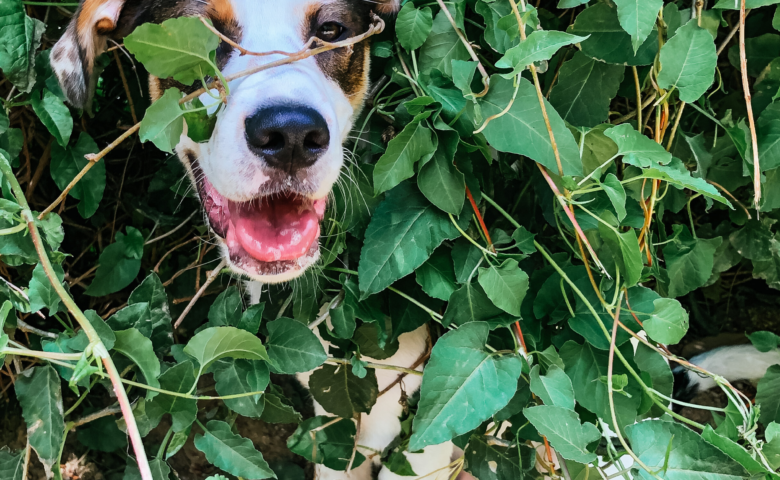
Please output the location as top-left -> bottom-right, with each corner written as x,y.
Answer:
50,1 -> 458,478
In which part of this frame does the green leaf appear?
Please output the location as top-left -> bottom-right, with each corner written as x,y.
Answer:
113,328 -> 161,400
309,363 -> 378,418
373,113 -> 435,195
287,416 -> 365,470
625,420 -> 748,479
757,364 -> 780,426
728,33 -> 780,77
477,259 -> 529,317
663,226 -> 722,298
139,88 -> 185,153
758,120 -> 780,171
747,330 -> 780,352
452,60 -> 478,97
206,286 -> 241,327
31,89 -> 72,147
640,158 -> 730,206
358,182 -> 460,297
643,298 -> 689,345
495,31 -> 588,78
524,405 -> 600,463
463,434 -> 529,480
602,173 -> 627,221
15,365 -> 64,476
50,132 -> 105,218
442,282 -> 517,329
146,361 -> 197,432
265,318 -> 327,374
0,448 -> 23,480
123,458 -> 171,480
415,247 -> 458,301
77,415 -> 127,453
85,227 -> 144,296
479,75 -> 583,176
124,16 -> 219,85
211,359 -> 268,417
605,123 -> 672,168
701,426 -> 769,476
657,20 -> 717,103
474,0 -> 518,54
597,213 -> 643,288
529,364 -> 575,410
410,323 -> 524,451
549,51 -> 625,128
194,420 -> 276,480
183,326 -> 270,378
262,391 -> 302,424
28,262 -> 64,315
570,2 -> 658,66
613,0 -> 664,53
418,7 -> 470,77
127,273 -> 173,354
0,1 -> 44,92
418,130 -> 465,215
396,3 -> 433,51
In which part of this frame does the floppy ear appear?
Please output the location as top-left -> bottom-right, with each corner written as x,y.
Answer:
50,0 -> 126,109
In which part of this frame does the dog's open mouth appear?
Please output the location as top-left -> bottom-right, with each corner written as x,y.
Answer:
192,163 -> 326,279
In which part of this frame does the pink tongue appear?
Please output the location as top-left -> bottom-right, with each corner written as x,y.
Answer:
232,200 -> 320,262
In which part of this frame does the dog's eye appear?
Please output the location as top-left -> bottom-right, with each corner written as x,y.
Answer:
317,22 -> 345,42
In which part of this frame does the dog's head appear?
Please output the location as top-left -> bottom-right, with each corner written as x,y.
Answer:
51,0 -> 398,283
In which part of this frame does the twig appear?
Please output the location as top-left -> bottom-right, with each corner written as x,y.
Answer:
113,50 -> 139,125
707,179 -> 751,219
145,211 -> 198,245
738,0 -> 761,211
22,439 -> 30,480
612,93 -> 656,124
632,67 -> 643,132
433,0 -> 489,96
716,10 -> 749,55
325,357 -> 423,376
16,319 -> 58,339
173,259 -> 227,328
665,102 -> 686,151
71,405 -> 122,428
24,138 -> 52,200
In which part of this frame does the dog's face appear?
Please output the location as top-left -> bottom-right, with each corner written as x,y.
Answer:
51,0 -> 397,283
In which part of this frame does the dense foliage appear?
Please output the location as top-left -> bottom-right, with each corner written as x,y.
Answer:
3,0 -> 780,479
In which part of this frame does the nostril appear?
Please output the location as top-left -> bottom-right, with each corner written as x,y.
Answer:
258,131 -> 285,151
303,130 -> 329,150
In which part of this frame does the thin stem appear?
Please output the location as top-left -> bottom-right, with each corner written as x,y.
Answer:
388,287 -> 443,321
632,66 -> 643,132
173,259 -> 227,328
738,0 -> 761,211
433,0 -> 489,96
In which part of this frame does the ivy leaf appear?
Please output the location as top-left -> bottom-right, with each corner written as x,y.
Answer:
373,112 -> 435,195
570,2 -> 658,66
194,420 -> 276,480
663,225 -> 722,298
529,364 -> 576,410
477,259 -> 529,317
139,88 -> 185,153
605,123 -> 672,168
0,448 -> 23,480
358,182 -> 460,297
28,262 -> 64,315
625,420 -> 748,479
418,7 -> 470,77
442,282 -> 517,329
524,405 -> 600,463
265,318 -> 327,374
410,323 -> 524,451
418,130 -> 465,215
0,0 -> 44,92
15,365 -> 64,477
31,89 -> 72,147
463,434 -> 530,480
50,132 -> 105,218
495,30 -> 588,78
757,364 -> 780,426
479,76 -> 583,176
183,326 -> 271,378
396,2 -> 433,51
288,416 -> 365,470
113,328 -> 161,400
124,16 -> 219,85
550,51 -> 625,128
146,361 -> 197,432
613,0 -> 665,53
415,247 -> 458,301
642,298 -> 689,345
85,227 -> 144,296
211,359 -> 269,417
657,20 -> 717,103
309,363 -> 378,418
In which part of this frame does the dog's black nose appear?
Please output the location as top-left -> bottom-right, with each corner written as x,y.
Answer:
245,105 -> 330,173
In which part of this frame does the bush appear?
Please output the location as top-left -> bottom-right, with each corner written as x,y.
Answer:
2,0 -> 780,479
